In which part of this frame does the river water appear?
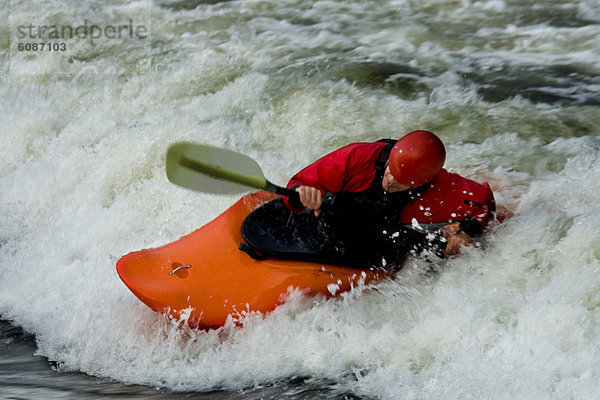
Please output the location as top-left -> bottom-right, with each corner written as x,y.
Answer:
1,0 -> 599,398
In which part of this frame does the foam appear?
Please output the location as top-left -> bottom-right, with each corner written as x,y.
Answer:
1,0 -> 599,397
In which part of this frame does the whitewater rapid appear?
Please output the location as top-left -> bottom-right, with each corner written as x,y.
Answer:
1,0 -> 599,398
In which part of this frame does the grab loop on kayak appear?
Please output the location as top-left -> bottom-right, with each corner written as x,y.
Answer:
169,265 -> 191,275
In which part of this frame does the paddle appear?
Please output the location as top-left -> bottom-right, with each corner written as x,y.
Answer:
166,142 -> 299,201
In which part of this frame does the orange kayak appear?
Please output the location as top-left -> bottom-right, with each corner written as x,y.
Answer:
116,191 -> 385,329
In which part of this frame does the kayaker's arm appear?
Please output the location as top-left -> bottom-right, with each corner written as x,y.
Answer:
283,142 -> 387,212
430,181 -> 496,256
463,183 -> 496,233
439,183 -> 495,256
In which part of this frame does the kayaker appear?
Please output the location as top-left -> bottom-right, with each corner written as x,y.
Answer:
281,130 -> 496,264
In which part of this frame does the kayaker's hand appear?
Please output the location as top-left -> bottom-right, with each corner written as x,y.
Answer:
296,186 -> 322,217
440,223 -> 472,256
444,232 -> 472,256
441,222 -> 472,257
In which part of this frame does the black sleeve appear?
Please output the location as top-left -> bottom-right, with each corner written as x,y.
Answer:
458,217 -> 483,238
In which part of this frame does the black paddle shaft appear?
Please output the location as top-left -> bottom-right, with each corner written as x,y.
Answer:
265,180 -> 301,205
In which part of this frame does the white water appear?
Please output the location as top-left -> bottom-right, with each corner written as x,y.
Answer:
1,0 -> 600,398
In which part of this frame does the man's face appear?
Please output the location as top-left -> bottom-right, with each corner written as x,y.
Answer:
382,165 -> 412,193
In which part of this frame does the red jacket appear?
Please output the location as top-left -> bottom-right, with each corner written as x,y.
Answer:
284,141 -> 495,232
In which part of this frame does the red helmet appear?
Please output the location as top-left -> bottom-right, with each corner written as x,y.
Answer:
388,130 -> 446,187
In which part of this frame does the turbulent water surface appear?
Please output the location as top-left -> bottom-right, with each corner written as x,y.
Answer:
1,0 -> 600,398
